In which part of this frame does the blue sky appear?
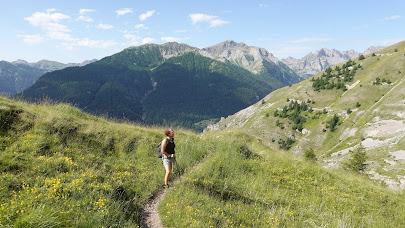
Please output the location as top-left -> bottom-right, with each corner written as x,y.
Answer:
1,0 -> 404,63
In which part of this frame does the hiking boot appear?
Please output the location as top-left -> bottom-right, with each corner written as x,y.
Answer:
164,184 -> 170,189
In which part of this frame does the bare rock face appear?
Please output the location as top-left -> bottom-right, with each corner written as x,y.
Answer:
363,46 -> 385,55
153,40 -> 302,84
158,42 -> 199,59
200,40 -> 281,74
282,46 -> 385,78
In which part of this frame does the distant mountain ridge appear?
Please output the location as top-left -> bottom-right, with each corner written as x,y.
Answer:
12,59 -> 98,72
0,61 -> 46,97
0,59 -> 97,97
19,40 -> 301,131
200,40 -> 301,85
282,46 -> 385,78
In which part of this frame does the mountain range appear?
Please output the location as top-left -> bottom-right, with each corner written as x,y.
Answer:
281,46 -> 385,78
2,40 -> 405,226
0,61 -> 46,97
18,41 -> 302,131
207,40 -> 405,189
0,59 -> 97,97
12,59 -> 98,72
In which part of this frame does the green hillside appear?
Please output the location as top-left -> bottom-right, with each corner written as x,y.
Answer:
207,40 -> 405,189
1,97 -> 404,227
19,44 -> 282,132
0,61 -> 46,97
143,52 -> 276,129
0,96 -> 210,227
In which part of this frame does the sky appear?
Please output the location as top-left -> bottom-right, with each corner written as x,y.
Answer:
1,0 -> 404,63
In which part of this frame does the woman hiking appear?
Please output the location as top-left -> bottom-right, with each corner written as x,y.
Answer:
161,128 -> 176,188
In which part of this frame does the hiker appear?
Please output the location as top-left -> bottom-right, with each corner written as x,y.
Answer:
161,128 -> 176,188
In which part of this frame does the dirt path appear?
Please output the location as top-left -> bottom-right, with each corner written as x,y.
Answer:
142,187 -> 166,228
141,157 -> 208,228
142,174 -> 183,228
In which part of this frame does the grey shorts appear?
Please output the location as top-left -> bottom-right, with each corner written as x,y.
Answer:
162,155 -> 176,166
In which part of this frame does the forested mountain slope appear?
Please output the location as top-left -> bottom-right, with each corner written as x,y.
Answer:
19,41 -> 299,131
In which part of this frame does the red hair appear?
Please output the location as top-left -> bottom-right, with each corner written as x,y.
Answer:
164,128 -> 173,136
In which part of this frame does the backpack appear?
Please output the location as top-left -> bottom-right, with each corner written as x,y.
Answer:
157,138 -> 168,158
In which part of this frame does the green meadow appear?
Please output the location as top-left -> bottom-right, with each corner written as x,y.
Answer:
1,96 -> 405,227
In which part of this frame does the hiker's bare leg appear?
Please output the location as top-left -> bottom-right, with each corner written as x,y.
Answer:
164,164 -> 172,185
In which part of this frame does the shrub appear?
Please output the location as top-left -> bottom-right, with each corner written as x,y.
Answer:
304,148 -> 317,161
359,55 -> 365,60
278,138 -> 295,150
344,146 -> 367,172
327,114 -> 339,132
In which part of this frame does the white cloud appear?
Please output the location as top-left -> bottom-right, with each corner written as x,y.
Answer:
189,13 -> 230,28
79,9 -> 95,14
209,19 -> 229,28
25,9 -> 71,32
291,38 -> 334,44
77,9 -> 95,22
77,15 -> 93,22
190,14 -> 215,24
23,9 -> 117,50
97,24 -> 114,29
124,34 -> 141,45
259,3 -> 269,8
46,31 -> 75,41
75,38 -> 117,48
17,34 -> 46,44
135,24 -> 148,29
161,37 -> 181,42
62,38 -> 117,50
142,38 -> 156,44
378,15 -> 401,22
139,10 -> 155,21
23,9 -> 73,44
116,8 -> 133,16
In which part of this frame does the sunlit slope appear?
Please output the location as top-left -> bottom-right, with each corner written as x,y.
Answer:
1,94 -> 404,227
207,40 -> 405,188
160,131 -> 405,227
0,97 -> 210,227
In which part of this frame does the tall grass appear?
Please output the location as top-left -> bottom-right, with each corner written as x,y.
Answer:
2,97 -> 405,227
0,97 -> 211,227
160,131 -> 405,227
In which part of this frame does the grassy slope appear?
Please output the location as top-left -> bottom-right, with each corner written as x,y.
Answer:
0,97 -> 211,227
209,41 -> 405,173
1,96 -> 404,227
160,131 -> 405,227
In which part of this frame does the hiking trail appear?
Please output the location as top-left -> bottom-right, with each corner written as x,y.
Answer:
141,157 -> 207,228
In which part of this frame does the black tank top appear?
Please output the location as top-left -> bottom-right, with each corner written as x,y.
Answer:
165,138 -> 175,154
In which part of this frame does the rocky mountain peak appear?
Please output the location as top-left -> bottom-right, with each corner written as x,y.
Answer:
282,46 -> 385,78
363,46 -> 385,55
317,48 -> 328,57
220,40 -> 247,48
12,59 -> 29,65
200,40 -> 281,74
159,42 -> 198,59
